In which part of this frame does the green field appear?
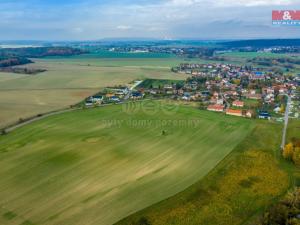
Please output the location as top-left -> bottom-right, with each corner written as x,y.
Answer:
137,79 -> 184,89
218,51 -> 292,59
116,119 -> 299,225
215,51 -> 300,75
0,103 -> 254,225
37,53 -> 202,68
0,55 -> 188,128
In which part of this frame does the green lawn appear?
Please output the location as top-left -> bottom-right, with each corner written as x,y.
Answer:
0,103 -> 254,225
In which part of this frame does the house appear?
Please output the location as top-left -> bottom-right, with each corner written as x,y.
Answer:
177,89 -> 184,95
232,100 -> 244,107
110,96 -> 120,102
85,100 -> 93,106
163,84 -> 173,90
182,96 -> 190,101
247,94 -> 262,100
106,93 -> 115,98
207,104 -> 224,112
213,92 -> 219,98
245,110 -> 253,118
107,87 -> 129,95
150,89 -> 158,95
274,106 -> 281,113
90,95 -> 103,104
259,112 -> 271,119
131,92 -> 143,100
262,87 -> 274,95
224,90 -> 238,97
279,87 -> 288,94
264,94 -> 274,103
226,109 -> 243,117
216,98 -> 224,105
115,91 -> 126,96
182,92 -> 191,101
251,72 -> 265,80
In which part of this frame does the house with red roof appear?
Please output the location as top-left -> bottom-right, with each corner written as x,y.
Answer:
232,100 -> 244,107
226,109 -> 243,117
207,104 -> 224,112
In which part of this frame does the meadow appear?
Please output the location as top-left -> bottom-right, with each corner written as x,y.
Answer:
116,119 -> 298,225
218,51 -> 293,59
216,51 -> 300,75
0,53 -> 188,128
0,103 -> 254,225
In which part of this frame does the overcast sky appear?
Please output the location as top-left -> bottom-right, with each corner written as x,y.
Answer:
0,0 -> 300,40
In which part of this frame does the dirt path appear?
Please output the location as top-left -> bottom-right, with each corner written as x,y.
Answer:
4,108 -> 77,133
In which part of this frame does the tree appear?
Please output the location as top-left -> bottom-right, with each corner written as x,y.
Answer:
293,147 -> 300,166
280,105 -> 285,114
232,79 -> 241,85
291,137 -> 300,148
138,217 -> 151,225
283,143 -> 294,160
261,204 -> 289,225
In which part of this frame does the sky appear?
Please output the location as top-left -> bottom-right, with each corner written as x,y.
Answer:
0,0 -> 300,40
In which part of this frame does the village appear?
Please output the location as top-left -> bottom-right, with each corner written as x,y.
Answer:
83,63 -> 300,121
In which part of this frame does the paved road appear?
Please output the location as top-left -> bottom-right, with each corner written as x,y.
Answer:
281,95 -> 291,150
124,80 -> 143,100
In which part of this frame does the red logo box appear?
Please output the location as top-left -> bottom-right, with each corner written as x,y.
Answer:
272,10 -> 300,21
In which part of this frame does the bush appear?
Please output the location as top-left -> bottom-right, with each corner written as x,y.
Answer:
1,129 -> 7,135
260,188 -> 300,225
293,148 -> 300,166
283,143 -> 294,160
283,139 -> 300,166
138,217 -> 151,225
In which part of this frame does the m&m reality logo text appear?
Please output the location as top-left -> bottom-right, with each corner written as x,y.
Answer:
272,10 -> 300,26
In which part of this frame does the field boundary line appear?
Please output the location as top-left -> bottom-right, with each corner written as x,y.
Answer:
1,99 -> 152,134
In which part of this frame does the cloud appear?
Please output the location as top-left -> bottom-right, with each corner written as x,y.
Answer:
167,0 -> 298,7
72,27 -> 83,33
116,25 -> 132,30
214,0 -> 297,7
0,0 -> 300,40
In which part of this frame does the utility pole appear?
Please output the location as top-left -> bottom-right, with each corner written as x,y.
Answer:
281,95 -> 291,150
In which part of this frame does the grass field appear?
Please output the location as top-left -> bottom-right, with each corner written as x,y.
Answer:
0,103 -> 254,225
0,72 -> 27,83
0,88 -> 99,126
137,79 -> 184,89
37,54 -> 205,68
216,51 -> 300,75
116,119 -> 299,225
0,56 -> 188,128
218,51 -> 292,59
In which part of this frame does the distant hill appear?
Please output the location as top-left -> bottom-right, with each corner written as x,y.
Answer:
0,47 -> 87,68
0,47 -> 87,58
221,39 -> 300,48
0,57 -> 32,68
